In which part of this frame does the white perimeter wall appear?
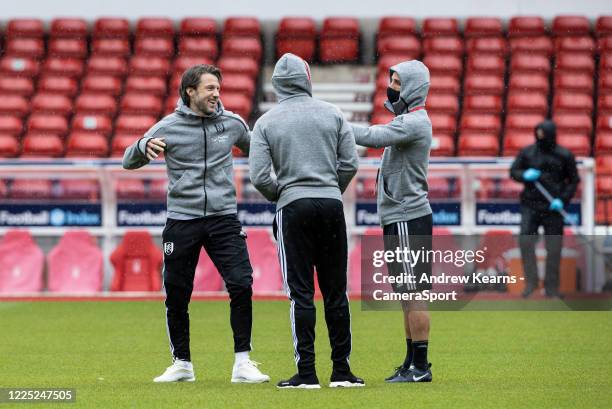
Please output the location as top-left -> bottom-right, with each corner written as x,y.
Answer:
2,0 -> 612,21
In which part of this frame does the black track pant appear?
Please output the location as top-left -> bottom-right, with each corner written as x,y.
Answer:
519,206 -> 564,292
273,198 -> 352,376
162,214 -> 253,361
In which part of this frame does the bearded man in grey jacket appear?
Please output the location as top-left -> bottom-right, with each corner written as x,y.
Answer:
352,60 -> 434,383
250,53 -> 363,389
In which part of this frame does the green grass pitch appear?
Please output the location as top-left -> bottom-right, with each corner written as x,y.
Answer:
1,300 -> 610,409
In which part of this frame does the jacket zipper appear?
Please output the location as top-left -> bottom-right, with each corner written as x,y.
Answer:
202,119 -> 208,215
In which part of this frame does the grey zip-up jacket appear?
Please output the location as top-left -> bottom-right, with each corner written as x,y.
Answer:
352,60 -> 432,226
122,98 -> 250,219
249,53 -> 359,210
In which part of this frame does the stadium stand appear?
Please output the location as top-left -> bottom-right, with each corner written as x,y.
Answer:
110,231 -> 163,291
0,230 -> 44,293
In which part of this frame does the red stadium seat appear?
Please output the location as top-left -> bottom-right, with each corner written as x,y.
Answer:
0,56 -> 40,77
377,36 -> 421,58
50,18 -> 88,38
134,37 -> 175,57
221,73 -> 256,97
556,132 -> 591,156
10,179 -> 53,199
0,116 -> 24,136
276,17 -> 317,61
599,94 -> 612,114
173,56 -> 215,74
111,133 -> 138,157
47,231 -> 103,294
423,37 -> 464,56
217,56 -> 259,78
508,72 -> 550,94
276,37 -> 317,62
115,114 -> 158,133
72,114 -> 113,136
595,131 -> 612,153
87,55 -> 128,76
0,95 -> 30,117
21,133 -> 64,157
427,94 -> 459,114
553,113 -> 593,133
0,134 -> 20,157
93,18 -> 130,38
31,93 -> 73,117
136,17 -> 174,38
27,114 -> 69,136
48,38 -> 88,58
0,76 -> 34,97
464,74 -> 505,95
43,57 -> 84,78
464,17 -> 503,37
121,93 -> 163,115
65,132 -> 109,157
422,18 -> 459,37
6,19 -> 44,38
601,53 -> 612,71
178,37 -> 218,59
37,75 -> 78,97
555,52 -> 595,74
463,95 -> 503,114
460,113 -> 501,133
110,231 -> 163,292
91,38 -> 131,57
319,17 -> 360,63
554,71 -> 594,93
553,91 -> 593,114
0,230 -> 44,294
510,53 -> 551,73
466,37 -> 508,56
597,114 -> 612,132
600,72 -> 612,94
222,37 -> 263,62
458,133 -> 500,156
180,17 -> 217,37
598,36 -> 612,54
554,36 -> 595,55
125,76 -> 167,96
81,74 -> 123,96
430,113 -> 457,134
377,53 -> 415,74
378,17 -> 417,38
507,91 -> 548,114
505,112 -> 545,130
552,16 -> 591,37
116,179 -> 146,200
248,229 -> 283,293
221,93 -> 252,120
430,134 -> 455,156
5,38 -> 45,58
596,16 -> 612,37
466,54 -> 505,75
75,94 -> 117,116
423,54 -> 463,77
223,17 -> 261,37
429,74 -> 461,94
56,179 -> 100,200
508,16 -> 546,37
509,36 -> 553,55
129,56 -> 170,76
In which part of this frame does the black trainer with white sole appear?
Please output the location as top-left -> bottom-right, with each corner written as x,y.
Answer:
406,363 -> 432,383
277,373 -> 321,389
329,371 -> 365,388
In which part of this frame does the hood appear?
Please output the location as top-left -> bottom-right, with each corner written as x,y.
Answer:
175,96 -> 223,119
535,119 -> 556,151
384,60 -> 430,116
272,53 -> 313,101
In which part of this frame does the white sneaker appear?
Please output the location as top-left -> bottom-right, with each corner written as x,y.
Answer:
153,359 -> 196,383
231,360 -> 270,383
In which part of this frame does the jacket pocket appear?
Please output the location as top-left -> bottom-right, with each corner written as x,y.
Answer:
207,163 -> 236,212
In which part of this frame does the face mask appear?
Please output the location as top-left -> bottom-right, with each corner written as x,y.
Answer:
387,87 -> 400,104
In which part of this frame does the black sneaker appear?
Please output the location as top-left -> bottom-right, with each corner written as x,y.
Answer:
385,365 -> 408,382
329,371 -> 365,388
385,365 -> 413,383
406,363 -> 432,383
277,373 -> 321,389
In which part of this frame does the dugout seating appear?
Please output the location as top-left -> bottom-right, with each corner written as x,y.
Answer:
47,230 -> 104,293
110,231 -> 163,291
0,230 -> 44,293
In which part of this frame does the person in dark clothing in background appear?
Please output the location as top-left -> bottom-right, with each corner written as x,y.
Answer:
510,119 -> 580,298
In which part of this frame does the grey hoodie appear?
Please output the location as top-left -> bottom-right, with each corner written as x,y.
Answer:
351,60 -> 432,226
122,98 -> 250,219
249,53 -> 359,210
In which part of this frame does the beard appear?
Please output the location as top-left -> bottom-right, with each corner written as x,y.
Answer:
193,96 -> 217,115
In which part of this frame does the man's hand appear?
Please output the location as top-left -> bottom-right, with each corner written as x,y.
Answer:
146,137 -> 166,160
522,168 -> 541,182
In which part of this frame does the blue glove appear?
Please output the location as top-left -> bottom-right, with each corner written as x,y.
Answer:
549,198 -> 564,212
522,168 -> 541,182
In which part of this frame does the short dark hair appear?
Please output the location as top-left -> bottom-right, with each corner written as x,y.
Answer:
179,64 -> 223,106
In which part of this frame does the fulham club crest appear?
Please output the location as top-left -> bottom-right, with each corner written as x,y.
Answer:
164,242 -> 174,255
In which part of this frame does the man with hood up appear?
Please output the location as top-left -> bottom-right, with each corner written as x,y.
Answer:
123,64 -> 270,384
510,120 -> 579,298
250,53 -> 363,389
351,60 -> 434,383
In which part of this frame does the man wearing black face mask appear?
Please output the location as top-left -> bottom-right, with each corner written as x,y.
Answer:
510,120 -> 580,298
